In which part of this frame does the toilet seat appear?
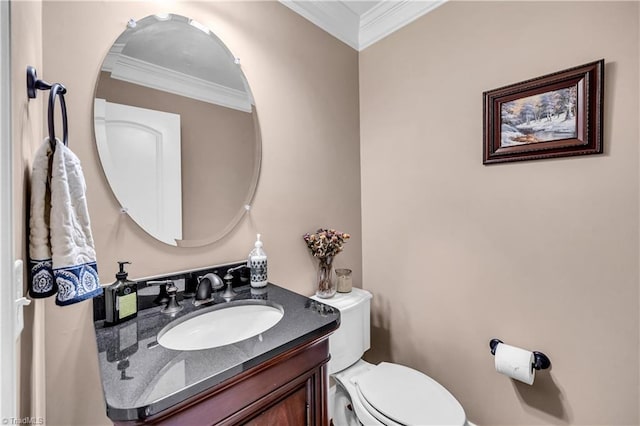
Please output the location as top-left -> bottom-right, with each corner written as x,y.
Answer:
333,360 -> 466,426
354,383 -> 403,426
354,362 -> 466,426
333,360 -> 385,425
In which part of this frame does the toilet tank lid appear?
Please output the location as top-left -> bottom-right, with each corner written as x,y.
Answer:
310,287 -> 371,312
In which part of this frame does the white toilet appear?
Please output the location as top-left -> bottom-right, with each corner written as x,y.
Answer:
312,288 -> 470,426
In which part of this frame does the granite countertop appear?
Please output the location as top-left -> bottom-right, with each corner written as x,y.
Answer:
94,283 -> 340,422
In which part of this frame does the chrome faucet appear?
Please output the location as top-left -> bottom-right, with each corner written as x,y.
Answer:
194,273 -> 223,306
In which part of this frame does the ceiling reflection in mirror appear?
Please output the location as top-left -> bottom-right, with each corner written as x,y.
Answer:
94,14 -> 260,247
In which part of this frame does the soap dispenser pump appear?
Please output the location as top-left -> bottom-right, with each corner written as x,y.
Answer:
105,261 -> 138,326
248,234 -> 268,288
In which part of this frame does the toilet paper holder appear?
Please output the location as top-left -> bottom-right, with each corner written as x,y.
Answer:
489,338 -> 551,370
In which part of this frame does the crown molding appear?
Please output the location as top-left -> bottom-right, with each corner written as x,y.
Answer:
101,43 -> 125,72
280,0 -> 361,50
105,53 -> 253,113
279,0 -> 446,51
359,1 -> 446,50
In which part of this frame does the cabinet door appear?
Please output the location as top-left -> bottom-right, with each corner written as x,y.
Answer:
243,384 -> 309,426
125,339 -> 331,426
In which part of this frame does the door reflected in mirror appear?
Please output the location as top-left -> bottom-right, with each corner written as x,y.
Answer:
94,14 -> 261,247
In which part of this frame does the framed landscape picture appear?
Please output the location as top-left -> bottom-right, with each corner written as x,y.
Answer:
483,59 -> 604,164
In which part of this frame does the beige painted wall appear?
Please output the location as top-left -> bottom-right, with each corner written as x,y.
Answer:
10,0 -> 43,420
360,1 -> 639,425
31,1 -> 360,424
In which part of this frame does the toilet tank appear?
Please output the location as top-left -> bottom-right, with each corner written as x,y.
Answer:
311,287 -> 372,374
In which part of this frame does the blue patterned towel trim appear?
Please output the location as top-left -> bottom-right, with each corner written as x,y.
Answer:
29,258 -> 57,298
54,262 -> 103,306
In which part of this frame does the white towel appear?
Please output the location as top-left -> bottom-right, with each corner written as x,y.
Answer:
29,138 -> 102,305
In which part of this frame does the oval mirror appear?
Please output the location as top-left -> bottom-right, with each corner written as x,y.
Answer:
94,14 -> 261,247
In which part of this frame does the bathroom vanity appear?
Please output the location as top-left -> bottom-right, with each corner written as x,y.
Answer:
94,282 -> 339,425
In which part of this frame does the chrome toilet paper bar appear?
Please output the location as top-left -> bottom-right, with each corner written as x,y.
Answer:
489,338 -> 551,370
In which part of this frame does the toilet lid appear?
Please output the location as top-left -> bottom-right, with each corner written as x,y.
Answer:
354,362 -> 466,426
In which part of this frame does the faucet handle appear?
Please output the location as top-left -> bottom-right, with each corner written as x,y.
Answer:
147,280 -> 172,304
221,269 -> 239,300
147,280 -> 182,314
166,283 -> 178,295
148,279 -> 176,290
223,265 -> 245,285
226,265 -> 245,275
163,289 -> 182,314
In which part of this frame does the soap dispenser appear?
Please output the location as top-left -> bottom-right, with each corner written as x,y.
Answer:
105,261 -> 138,326
248,234 -> 268,288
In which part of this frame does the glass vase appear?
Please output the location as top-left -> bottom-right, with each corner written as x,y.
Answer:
315,256 -> 336,298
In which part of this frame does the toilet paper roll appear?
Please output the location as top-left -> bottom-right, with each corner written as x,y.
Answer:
494,343 -> 535,385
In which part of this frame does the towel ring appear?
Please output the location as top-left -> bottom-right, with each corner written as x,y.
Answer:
47,83 -> 68,151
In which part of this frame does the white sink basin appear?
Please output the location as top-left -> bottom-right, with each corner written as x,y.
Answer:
157,302 -> 284,351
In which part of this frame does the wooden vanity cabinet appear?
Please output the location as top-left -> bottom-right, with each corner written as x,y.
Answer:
115,337 -> 330,426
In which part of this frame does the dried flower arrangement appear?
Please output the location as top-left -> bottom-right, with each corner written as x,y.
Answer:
303,228 -> 350,298
303,228 -> 350,259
